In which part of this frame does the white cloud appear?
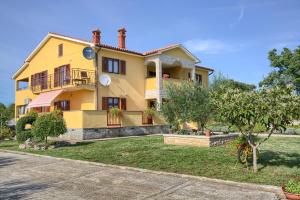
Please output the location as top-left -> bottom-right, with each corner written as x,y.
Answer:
184,39 -> 239,54
229,1 -> 246,28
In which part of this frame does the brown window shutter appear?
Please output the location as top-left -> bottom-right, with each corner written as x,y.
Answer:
102,57 -> 108,72
120,60 -> 126,75
54,67 -> 59,87
120,98 -> 126,110
66,100 -> 70,111
65,64 -> 71,84
102,97 -> 108,110
31,75 -> 34,87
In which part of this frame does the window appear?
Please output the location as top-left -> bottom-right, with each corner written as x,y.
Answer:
102,97 -> 126,110
31,71 -> 48,90
17,105 -> 27,117
196,74 -> 202,85
106,58 -> 119,73
33,106 -> 50,113
108,97 -> 119,108
102,57 -> 126,75
58,44 -> 63,57
17,78 -> 29,90
54,100 -> 70,111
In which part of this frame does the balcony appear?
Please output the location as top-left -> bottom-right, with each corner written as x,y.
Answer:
31,68 -> 96,93
145,77 -> 185,99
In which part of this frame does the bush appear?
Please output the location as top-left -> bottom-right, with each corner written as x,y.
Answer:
16,130 -> 32,143
285,180 -> 300,195
176,129 -> 192,135
0,126 -> 14,140
32,111 -> 67,144
25,110 -> 38,118
16,115 -> 37,143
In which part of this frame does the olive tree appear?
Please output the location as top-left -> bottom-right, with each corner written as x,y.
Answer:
213,86 -> 300,173
161,81 -> 212,131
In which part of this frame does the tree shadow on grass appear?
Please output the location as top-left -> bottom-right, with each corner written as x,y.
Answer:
259,150 -> 300,171
0,156 -> 18,168
0,180 -> 49,199
68,141 -> 95,147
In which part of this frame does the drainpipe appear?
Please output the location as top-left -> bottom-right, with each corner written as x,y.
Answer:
94,47 -> 101,110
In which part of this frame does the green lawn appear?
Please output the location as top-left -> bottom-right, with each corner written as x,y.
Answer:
0,136 -> 299,186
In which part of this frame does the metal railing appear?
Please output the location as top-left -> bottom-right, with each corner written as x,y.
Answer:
31,68 -> 96,93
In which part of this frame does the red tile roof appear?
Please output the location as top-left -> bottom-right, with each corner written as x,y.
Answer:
49,32 -> 182,56
143,44 -> 180,55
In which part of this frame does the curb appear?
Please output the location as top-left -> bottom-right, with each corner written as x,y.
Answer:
0,149 -> 285,199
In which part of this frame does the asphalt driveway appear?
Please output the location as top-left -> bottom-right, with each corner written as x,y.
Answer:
0,151 -> 281,200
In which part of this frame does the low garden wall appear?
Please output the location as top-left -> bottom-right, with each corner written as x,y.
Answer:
163,133 -> 238,147
61,125 -> 169,140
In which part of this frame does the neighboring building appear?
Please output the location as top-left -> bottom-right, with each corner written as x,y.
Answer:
12,28 -> 213,139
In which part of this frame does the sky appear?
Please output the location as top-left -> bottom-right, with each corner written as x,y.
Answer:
0,0 -> 300,105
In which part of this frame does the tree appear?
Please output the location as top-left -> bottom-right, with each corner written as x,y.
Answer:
259,46 -> 300,93
32,111 -> 67,144
213,86 -> 300,173
161,81 -> 212,131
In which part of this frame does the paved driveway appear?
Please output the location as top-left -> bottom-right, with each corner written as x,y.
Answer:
0,151 -> 280,200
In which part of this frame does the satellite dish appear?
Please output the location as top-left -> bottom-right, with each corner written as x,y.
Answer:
99,74 -> 111,86
83,47 -> 95,60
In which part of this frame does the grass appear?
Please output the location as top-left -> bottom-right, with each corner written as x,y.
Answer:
0,136 -> 299,186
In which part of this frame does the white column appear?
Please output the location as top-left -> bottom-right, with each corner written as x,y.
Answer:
191,66 -> 196,81
155,58 -> 162,110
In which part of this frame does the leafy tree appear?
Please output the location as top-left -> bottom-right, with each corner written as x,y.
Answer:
213,86 -> 300,172
161,81 -> 212,131
210,72 -> 256,93
259,46 -> 300,93
32,111 -> 67,144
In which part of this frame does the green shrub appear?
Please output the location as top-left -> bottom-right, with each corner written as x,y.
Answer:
32,111 -> 67,144
176,129 -> 191,135
25,110 -> 38,118
16,115 -> 37,143
16,130 -> 32,143
0,126 -> 14,140
286,180 -> 300,195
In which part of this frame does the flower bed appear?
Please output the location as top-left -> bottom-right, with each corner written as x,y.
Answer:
163,133 -> 238,147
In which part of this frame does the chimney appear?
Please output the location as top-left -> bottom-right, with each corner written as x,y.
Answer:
118,27 -> 126,49
92,29 -> 101,45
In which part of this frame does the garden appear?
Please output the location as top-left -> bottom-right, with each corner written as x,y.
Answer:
1,46 -> 300,198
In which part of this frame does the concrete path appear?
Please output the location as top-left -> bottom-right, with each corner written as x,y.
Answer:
0,151 -> 281,200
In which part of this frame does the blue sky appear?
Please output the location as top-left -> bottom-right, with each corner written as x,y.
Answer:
0,0 -> 300,105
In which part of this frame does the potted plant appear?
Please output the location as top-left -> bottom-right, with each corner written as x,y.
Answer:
282,180 -> 300,200
144,108 -> 156,124
109,107 -> 122,117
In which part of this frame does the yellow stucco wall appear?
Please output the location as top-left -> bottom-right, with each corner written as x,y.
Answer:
97,49 -> 147,111
164,48 -> 195,62
63,111 -> 83,129
14,36 -> 96,117
196,68 -> 209,87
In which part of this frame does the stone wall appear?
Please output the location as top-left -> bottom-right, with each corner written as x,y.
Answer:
61,125 -> 169,140
164,133 -> 238,147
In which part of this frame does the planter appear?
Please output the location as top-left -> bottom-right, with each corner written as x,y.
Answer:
282,187 -> 300,200
163,133 -> 238,147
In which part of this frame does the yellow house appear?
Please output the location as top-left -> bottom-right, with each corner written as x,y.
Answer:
12,28 -> 213,139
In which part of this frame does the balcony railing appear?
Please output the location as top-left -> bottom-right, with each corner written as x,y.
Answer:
31,68 -> 96,93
